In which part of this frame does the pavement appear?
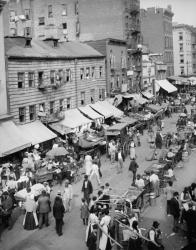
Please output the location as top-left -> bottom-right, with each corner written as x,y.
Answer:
1,109 -> 196,250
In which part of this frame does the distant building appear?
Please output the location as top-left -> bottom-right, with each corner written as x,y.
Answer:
5,37 -> 106,124
86,38 -> 128,96
173,24 -> 196,76
140,5 -> 174,77
0,0 -> 8,117
149,53 -> 167,80
3,0 -> 142,92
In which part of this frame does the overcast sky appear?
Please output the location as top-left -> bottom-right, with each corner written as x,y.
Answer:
140,0 -> 196,26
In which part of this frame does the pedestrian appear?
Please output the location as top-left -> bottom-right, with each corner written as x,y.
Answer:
87,224 -> 98,250
109,140 -> 116,164
128,220 -> 142,250
23,194 -> 38,230
99,209 -> 111,250
128,159 -> 139,186
53,195 -> 65,236
182,202 -> 196,243
84,154 -> 93,176
170,192 -> 180,233
89,160 -> 101,187
37,190 -> 51,229
117,148 -> 123,174
147,221 -> 164,250
136,130 -> 141,146
164,181 -> 175,216
155,131 -> 163,149
130,140 -> 136,160
149,171 -> 160,197
135,174 -> 145,190
80,198 -> 89,225
82,175 -> 93,204
1,191 -> 13,228
62,179 -> 73,212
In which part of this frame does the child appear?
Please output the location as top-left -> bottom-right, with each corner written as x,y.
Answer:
80,198 -> 89,225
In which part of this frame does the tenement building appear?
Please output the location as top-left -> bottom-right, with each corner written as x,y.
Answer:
5,37 -> 106,125
140,5 -> 174,77
173,23 -> 196,76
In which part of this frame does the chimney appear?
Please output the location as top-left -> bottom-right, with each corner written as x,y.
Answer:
43,37 -> 59,47
25,37 -> 32,48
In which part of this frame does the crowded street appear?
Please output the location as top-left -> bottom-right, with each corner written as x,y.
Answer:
1,105 -> 196,250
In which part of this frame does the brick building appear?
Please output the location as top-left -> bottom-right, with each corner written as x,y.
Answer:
86,38 -> 128,96
140,5 -> 174,77
5,37 -> 106,125
173,24 -> 196,76
3,0 -> 142,92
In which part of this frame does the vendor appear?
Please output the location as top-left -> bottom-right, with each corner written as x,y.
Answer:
166,149 -> 175,162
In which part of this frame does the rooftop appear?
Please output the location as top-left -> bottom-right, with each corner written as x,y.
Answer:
5,37 -> 104,59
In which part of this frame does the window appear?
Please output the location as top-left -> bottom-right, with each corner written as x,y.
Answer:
17,72 -> 25,88
86,67 -> 90,79
59,99 -> 64,111
62,4 -> 67,16
90,89 -> 95,103
99,89 -> 105,101
28,72 -> 34,87
179,43 -> 183,52
58,69 -> 64,85
91,67 -> 95,78
50,70 -> 56,85
39,17 -> 45,26
81,92 -> 85,105
39,103 -> 45,112
38,72 -> 44,86
50,101 -> 54,114
67,98 -> 71,109
99,66 -> 103,78
62,23 -> 67,29
180,66 -> 185,75
10,10 -> 15,22
179,32 -> 183,41
24,9 -> 30,20
29,105 -> 36,121
116,76 -> 120,88
80,68 -> 84,80
110,75 -> 114,89
65,69 -> 71,82
48,5 -> 53,18
10,28 -> 17,36
180,55 -> 184,64
24,27 -> 31,37
75,1 -> 79,15
19,107 -> 26,123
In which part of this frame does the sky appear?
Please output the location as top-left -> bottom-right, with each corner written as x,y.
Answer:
140,0 -> 196,26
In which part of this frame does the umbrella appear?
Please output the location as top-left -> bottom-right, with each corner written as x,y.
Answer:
46,147 -> 68,159
180,113 -> 187,117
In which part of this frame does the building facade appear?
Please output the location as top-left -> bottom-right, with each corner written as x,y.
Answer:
3,0 -> 142,92
140,6 -> 174,77
5,37 -> 106,124
142,54 -> 156,91
149,53 -> 167,80
0,0 -> 8,116
86,38 -> 127,96
173,24 -> 196,76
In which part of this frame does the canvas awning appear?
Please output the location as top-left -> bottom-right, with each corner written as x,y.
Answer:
105,122 -> 128,136
142,91 -> 154,99
78,105 -> 104,120
0,120 -> 31,157
49,123 -> 72,135
59,108 -> 92,129
118,116 -> 137,125
146,104 -> 164,113
90,102 -> 113,119
18,120 -> 57,145
100,101 -> 124,118
156,79 -> 177,93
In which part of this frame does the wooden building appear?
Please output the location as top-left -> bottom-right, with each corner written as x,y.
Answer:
5,36 -> 106,125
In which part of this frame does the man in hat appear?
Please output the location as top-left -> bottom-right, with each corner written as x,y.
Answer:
147,221 -> 163,250
170,192 -> 180,233
129,159 -> 139,186
37,190 -> 51,229
87,224 -> 98,250
82,175 -> 93,204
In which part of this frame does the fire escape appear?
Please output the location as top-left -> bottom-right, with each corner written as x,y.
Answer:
125,0 -> 142,92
